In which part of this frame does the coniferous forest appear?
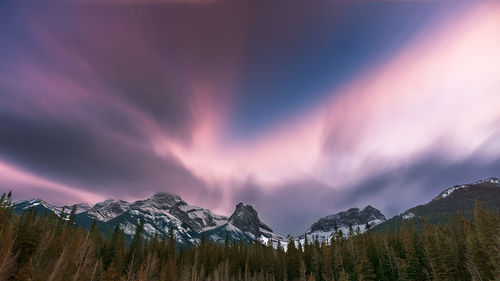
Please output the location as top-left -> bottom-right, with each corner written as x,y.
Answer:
0,193 -> 498,281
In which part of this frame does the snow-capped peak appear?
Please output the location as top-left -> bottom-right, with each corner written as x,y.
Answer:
301,205 -> 386,242
87,199 -> 130,222
14,198 -> 63,215
204,202 -> 286,248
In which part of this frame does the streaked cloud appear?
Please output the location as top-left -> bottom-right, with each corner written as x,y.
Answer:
1,0 -> 499,234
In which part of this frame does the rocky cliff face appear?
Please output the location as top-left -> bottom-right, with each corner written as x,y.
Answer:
228,203 -> 273,237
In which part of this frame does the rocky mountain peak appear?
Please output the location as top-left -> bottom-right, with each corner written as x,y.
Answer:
229,203 -> 273,237
363,205 -> 376,211
150,192 -> 185,205
361,205 -> 385,218
346,207 -> 360,213
307,206 -> 386,235
88,199 -> 130,222
130,192 -> 187,210
15,198 -> 61,214
93,199 -> 129,209
64,203 -> 92,214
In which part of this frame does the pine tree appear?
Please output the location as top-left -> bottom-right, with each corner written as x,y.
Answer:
298,259 -> 307,281
126,218 -> 145,272
0,192 -> 13,230
338,269 -> 350,281
101,262 -> 118,281
168,224 -> 176,256
68,205 -> 77,227
286,235 -> 300,280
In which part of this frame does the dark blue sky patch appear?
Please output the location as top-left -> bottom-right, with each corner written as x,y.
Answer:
229,1 -> 458,140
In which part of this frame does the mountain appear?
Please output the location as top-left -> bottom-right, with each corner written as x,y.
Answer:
373,177 -> 500,233
298,205 -> 386,243
14,199 -> 95,217
97,193 -> 230,245
12,177 -> 499,247
204,203 -> 286,247
87,199 -> 130,221
13,198 -> 63,216
228,203 -> 274,236
13,193 -> 284,246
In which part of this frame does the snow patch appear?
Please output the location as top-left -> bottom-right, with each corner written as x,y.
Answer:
402,212 -> 415,220
440,185 -> 467,199
472,177 -> 500,185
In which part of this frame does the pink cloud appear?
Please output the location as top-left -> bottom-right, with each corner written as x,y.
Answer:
157,1 -> 500,200
0,159 -> 105,204
317,1 -> 500,186
3,0 -> 500,218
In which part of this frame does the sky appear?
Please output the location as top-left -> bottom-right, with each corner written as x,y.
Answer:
1,0 -> 500,236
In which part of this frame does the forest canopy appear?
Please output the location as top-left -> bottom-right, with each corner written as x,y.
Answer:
0,192 -> 498,281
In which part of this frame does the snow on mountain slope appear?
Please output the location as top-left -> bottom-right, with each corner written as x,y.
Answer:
62,203 -> 92,214
14,193 -> 256,245
14,198 -> 63,215
109,204 -> 200,245
99,193 -> 232,244
129,193 -> 228,233
402,212 -> 415,220
87,199 -> 130,221
180,204 -> 228,232
205,203 -> 287,246
471,177 -> 500,185
14,199 -> 96,219
298,205 -> 386,243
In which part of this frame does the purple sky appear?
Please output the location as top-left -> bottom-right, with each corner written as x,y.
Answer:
1,0 -> 500,235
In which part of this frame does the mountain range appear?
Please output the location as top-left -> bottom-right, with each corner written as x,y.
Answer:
12,177 -> 500,247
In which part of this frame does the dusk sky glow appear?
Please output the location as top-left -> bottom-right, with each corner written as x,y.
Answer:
1,0 -> 500,235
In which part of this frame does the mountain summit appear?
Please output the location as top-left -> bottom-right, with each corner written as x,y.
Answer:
228,203 -> 274,237
301,205 -> 386,242
87,199 -> 130,222
203,203 -> 286,247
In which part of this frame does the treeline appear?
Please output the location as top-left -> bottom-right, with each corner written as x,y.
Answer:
0,193 -> 498,281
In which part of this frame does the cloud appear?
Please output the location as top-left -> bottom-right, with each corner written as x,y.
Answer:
230,135 -> 500,236
1,0 -> 499,236
338,146 -> 500,217
0,1 -> 244,206
167,0 -> 500,192
0,160 -> 105,204
228,1 -> 500,234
